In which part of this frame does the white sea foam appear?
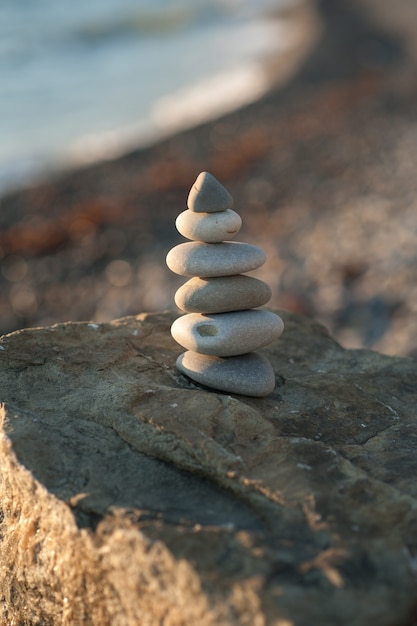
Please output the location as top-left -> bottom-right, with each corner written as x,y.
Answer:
0,0 -> 298,194
66,17 -> 295,167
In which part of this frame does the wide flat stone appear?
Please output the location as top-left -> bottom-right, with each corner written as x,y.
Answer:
176,208 -> 242,243
166,241 -> 266,277
175,275 -> 272,313
176,350 -> 276,397
187,171 -> 233,213
171,310 -> 284,356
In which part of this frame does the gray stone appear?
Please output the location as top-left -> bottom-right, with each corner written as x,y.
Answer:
1,311 -> 417,626
175,275 -> 272,313
176,208 -> 242,243
171,310 -> 284,356
177,350 -> 276,397
166,241 -> 266,277
187,171 -> 233,213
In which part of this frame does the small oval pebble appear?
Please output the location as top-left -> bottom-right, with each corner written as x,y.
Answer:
175,275 -> 272,313
166,241 -> 266,277
187,171 -> 233,213
171,310 -> 284,357
176,209 -> 242,243
177,351 -> 276,397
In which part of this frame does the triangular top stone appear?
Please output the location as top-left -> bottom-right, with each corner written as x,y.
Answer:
187,172 -> 233,213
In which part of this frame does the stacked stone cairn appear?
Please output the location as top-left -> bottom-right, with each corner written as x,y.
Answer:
166,172 -> 284,397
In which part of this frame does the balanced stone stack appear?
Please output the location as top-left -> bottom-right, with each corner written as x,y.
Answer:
166,172 -> 284,397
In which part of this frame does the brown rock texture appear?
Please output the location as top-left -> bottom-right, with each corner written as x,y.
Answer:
1,310 -> 417,625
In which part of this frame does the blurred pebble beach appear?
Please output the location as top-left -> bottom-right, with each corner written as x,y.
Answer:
1,0 -> 417,359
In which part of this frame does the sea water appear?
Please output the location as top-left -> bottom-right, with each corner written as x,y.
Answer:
0,0 -> 294,193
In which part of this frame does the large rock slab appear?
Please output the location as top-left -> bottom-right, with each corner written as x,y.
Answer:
0,311 -> 416,626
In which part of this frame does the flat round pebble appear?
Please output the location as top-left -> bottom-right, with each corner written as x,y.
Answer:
171,310 -> 284,356
187,172 -> 233,213
176,209 -> 242,243
175,275 -> 272,313
177,350 -> 276,397
166,241 -> 266,277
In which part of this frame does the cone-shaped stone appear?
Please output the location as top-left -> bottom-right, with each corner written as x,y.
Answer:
177,350 -> 276,397
187,172 -> 233,213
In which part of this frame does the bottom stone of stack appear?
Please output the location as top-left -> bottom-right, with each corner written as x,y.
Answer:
176,350 -> 276,397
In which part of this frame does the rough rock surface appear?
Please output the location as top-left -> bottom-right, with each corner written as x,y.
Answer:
0,310 -> 417,626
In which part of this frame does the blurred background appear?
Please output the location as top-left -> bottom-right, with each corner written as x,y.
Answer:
0,0 -> 302,193
1,0 -> 417,358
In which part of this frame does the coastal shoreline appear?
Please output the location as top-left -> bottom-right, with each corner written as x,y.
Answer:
0,1 -> 317,198
0,1 -> 320,198
1,0 -> 417,358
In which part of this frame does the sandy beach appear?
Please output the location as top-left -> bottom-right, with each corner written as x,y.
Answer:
1,0 -> 417,358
